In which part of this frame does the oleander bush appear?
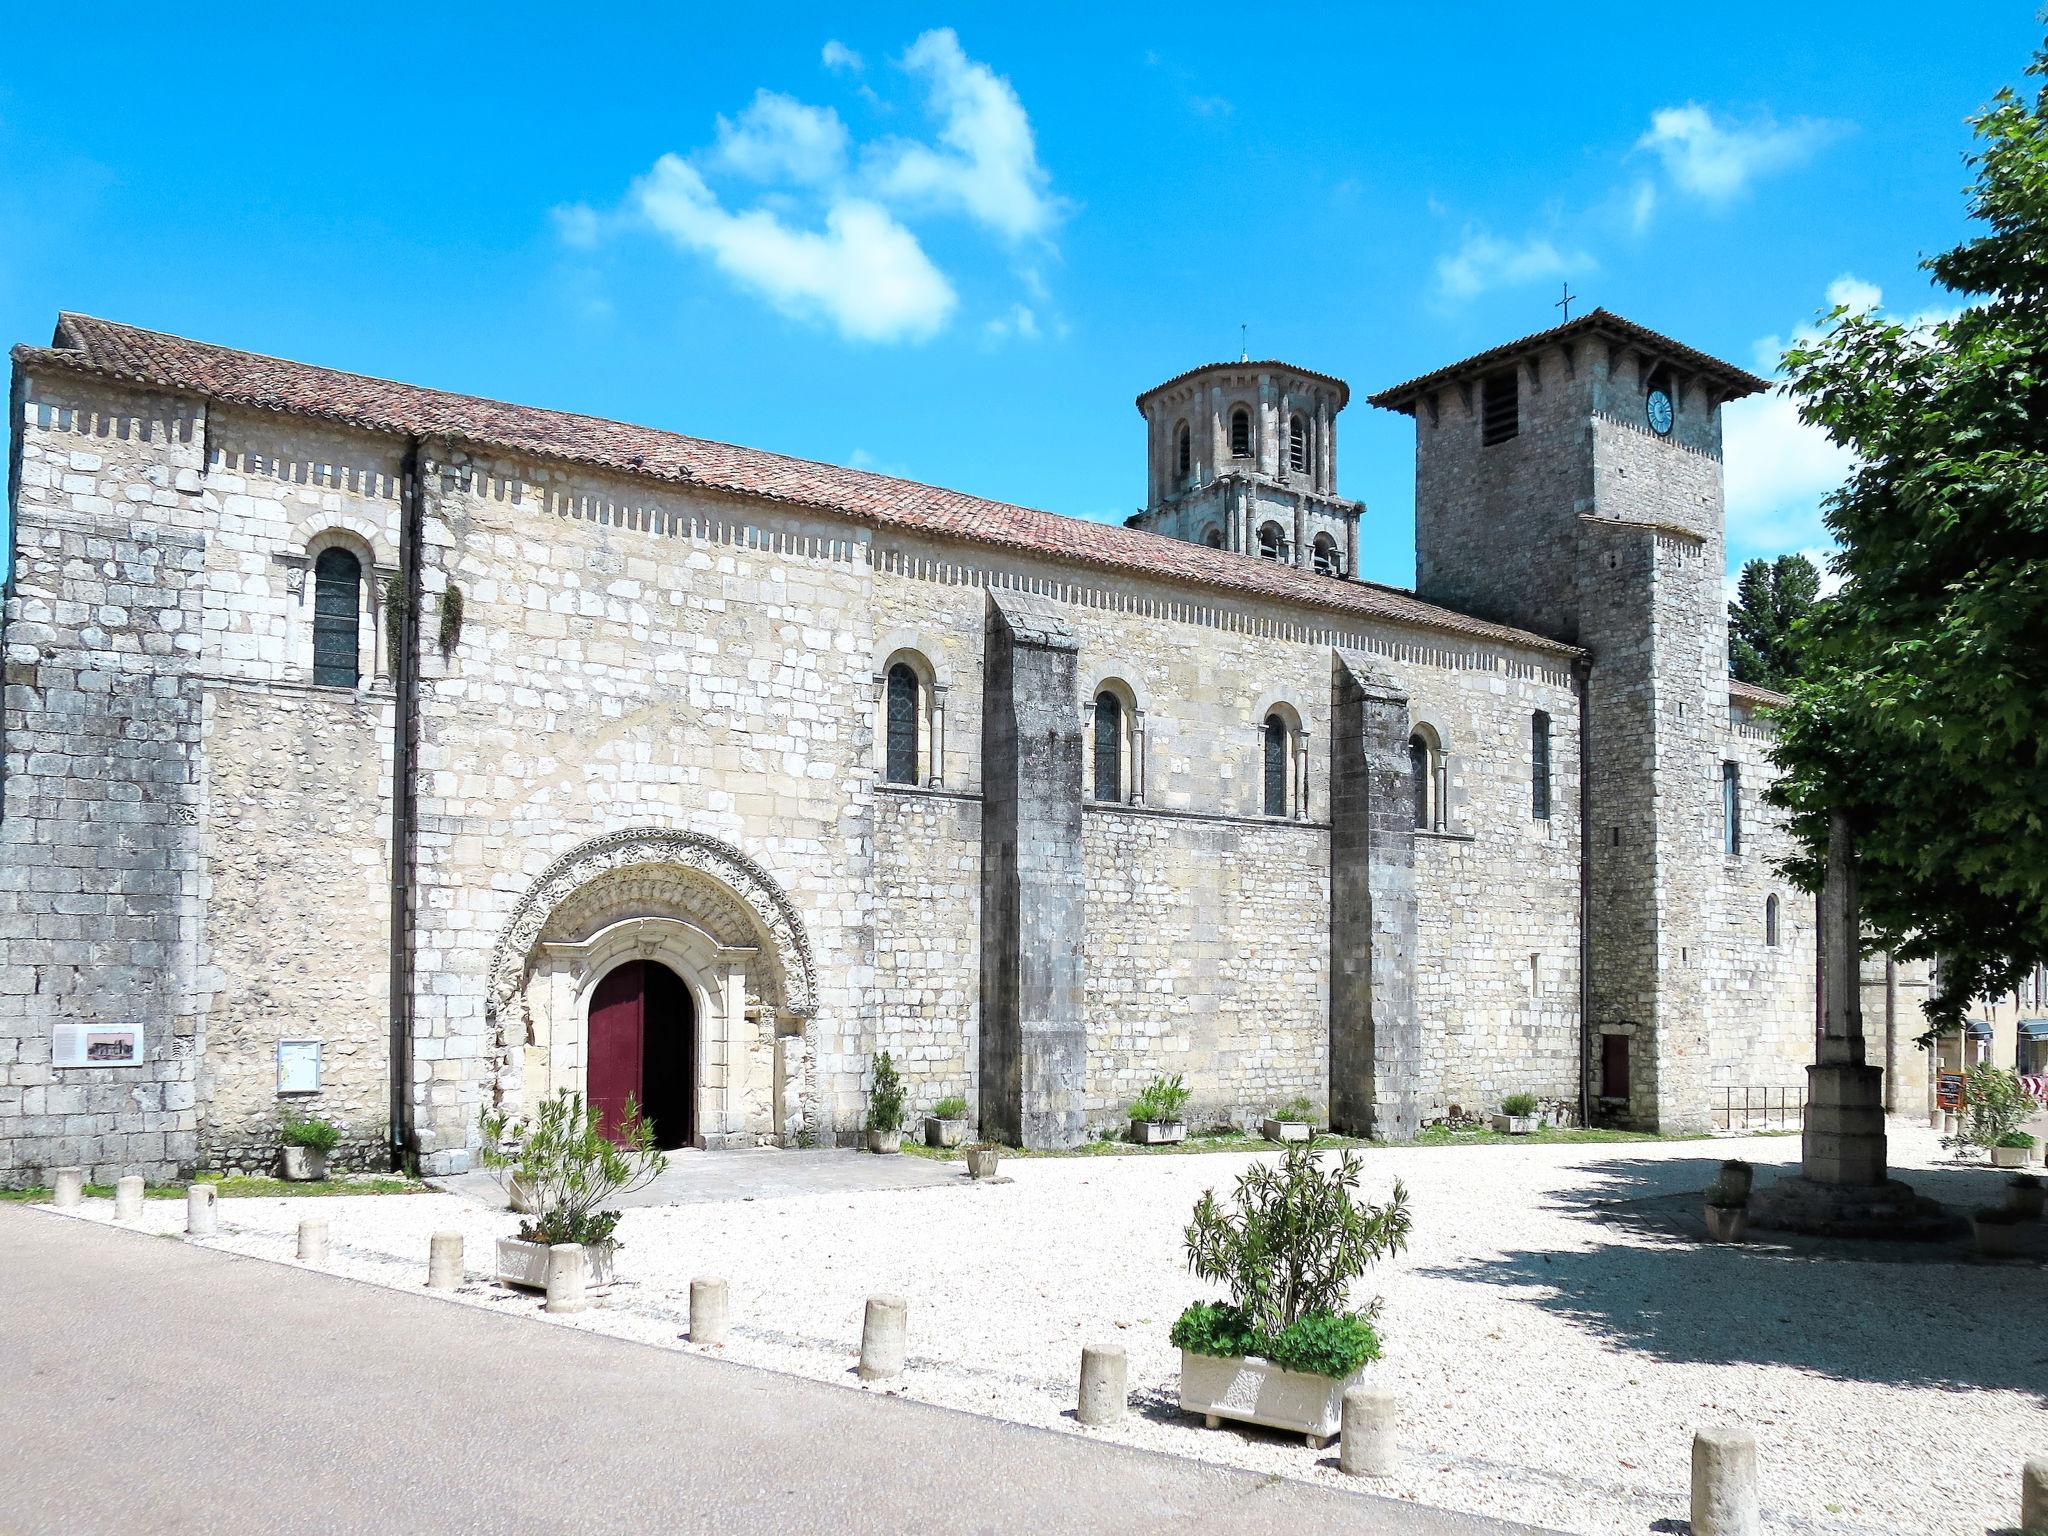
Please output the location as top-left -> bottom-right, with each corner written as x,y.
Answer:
1130,1074 -> 1192,1124
479,1090 -> 663,1248
1960,1065 -> 2036,1152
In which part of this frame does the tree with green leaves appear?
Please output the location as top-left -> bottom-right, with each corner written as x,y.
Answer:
1728,553 -> 1822,690
1766,40 -> 2048,1037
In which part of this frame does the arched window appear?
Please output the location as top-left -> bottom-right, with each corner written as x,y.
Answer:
1530,711 -> 1552,820
1765,893 -> 1780,947
1288,413 -> 1310,473
1092,690 -> 1124,803
1409,728 -> 1444,832
1256,522 -> 1285,562
1312,533 -> 1340,577
1230,406 -> 1252,458
312,547 -> 363,688
885,663 -> 921,784
1203,527 -> 1224,549
1722,761 -> 1742,855
1175,420 -> 1192,479
1263,714 -> 1290,817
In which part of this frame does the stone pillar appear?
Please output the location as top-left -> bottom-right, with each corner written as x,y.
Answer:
297,1217 -> 328,1264
1077,1344 -> 1127,1426
691,1277 -> 730,1345
1690,1426 -> 1759,1536
979,591 -> 1087,1150
185,1184 -> 217,1237
1295,730 -> 1311,821
859,1294 -> 908,1380
427,1230 -> 463,1289
1131,709 -> 1147,806
113,1175 -> 144,1221
1339,1385 -> 1397,1477
51,1167 -> 84,1209
1329,650 -> 1420,1140
545,1243 -> 588,1314
929,683 -> 949,789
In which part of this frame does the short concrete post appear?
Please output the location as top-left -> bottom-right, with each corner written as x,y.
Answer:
297,1216 -> 328,1264
112,1175 -> 144,1221
1077,1343 -> 1127,1426
51,1167 -> 84,1209
1691,1426 -> 1760,1536
185,1184 -> 218,1238
690,1277 -> 730,1345
427,1231 -> 463,1290
2022,1455 -> 2048,1535
545,1243 -> 588,1314
858,1294 -> 908,1380
1340,1384 -> 1398,1476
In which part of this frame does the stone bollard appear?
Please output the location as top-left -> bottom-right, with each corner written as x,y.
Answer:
427,1231 -> 463,1290
1077,1343 -> 1127,1426
2024,1455 -> 2048,1536
690,1277 -> 730,1346
51,1167 -> 85,1209
112,1176 -> 145,1222
1340,1385 -> 1398,1476
858,1294 -> 908,1381
545,1243 -> 588,1314
186,1184 -> 218,1238
1691,1426 -> 1760,1536
297,1216 -> 328,1264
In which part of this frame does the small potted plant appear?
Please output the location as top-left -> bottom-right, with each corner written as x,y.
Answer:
924,1094 -> 970,1149
1718,1158 -> 1755,1202
479,1091 -> 663,1289
1971,1204 -> 2025,1258
866,1050 -> 905,1154
1703,1180 -> 1748,1243
963,1141 -> 1000,1180
1990,1130 -> 2038,1170
1261,1095 -> 1316,1144
2008,1172 -> 2044,1221
1128,1073 -> 1191,1145
1173,1147 -> 1411,1448
280,1115 -> 341,1181
1491,1093 -> 1540,1136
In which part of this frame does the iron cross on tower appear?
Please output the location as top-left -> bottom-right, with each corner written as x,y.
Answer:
1556,282 -> 1577,323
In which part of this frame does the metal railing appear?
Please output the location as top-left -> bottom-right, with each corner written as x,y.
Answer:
1712,1085 -> 1807,1132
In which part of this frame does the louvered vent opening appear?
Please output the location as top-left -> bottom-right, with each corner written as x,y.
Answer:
1481,371 -> 1519,446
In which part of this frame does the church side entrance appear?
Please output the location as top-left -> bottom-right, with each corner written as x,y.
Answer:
587,959 -> 696,1149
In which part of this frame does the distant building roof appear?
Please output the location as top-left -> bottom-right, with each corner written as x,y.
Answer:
1135,359 -> 1351,412
1729,678 -> 1792,708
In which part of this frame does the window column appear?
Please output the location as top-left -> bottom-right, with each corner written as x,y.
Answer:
1131,708 -> 1147,805
929,682 -> 948,789
1294,727 -> 1311,821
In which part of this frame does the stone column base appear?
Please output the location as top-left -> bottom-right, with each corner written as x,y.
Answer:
1748,1174 -> 1957,1241
1798,1061 -> 1889,1186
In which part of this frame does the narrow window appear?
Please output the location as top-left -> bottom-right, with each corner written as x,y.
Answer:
1230,406 -> 1252,458
1093,691 -> 1124,803
312,547 -> 362,688
1409,732 -> 1434,830
1288,413 -> 1309,473
1263,714 -> 1288,817
1722,761 -> 1742,855
1256,523 -> 1284,562
1480,371 -> 1519,446
885,663 -> 920,784
1175,420 -> 1192,479
1203,528 -> 1223,549
1312,534 -> 1339,577
1530,711 -> 1552,820
1765,893 -> 1781,947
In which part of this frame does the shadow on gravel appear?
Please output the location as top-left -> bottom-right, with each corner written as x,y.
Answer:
1412,1154 -> 2048,1396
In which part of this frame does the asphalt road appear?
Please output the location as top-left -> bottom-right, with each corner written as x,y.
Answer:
0,1205 -> 1549,1535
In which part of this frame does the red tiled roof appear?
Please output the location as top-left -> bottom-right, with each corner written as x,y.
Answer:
14,313 -> 1582,659
1729,677 -> 1791,708
1367,309 -> 1770,413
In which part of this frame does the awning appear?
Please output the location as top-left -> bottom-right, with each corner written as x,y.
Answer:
1965,1018 -> 1993,1039
2020,1020 -> 2048,1041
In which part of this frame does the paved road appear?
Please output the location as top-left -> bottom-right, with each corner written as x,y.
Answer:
0,1206 -> 1549,1536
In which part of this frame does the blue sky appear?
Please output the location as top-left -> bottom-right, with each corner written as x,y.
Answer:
0,4 -> 2034,590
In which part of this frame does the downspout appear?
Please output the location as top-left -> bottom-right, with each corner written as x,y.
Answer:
1574,657 -> 1592,1129
387,436 -> 424,1173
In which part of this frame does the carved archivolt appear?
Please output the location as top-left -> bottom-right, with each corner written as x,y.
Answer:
487,828 -> 817,1019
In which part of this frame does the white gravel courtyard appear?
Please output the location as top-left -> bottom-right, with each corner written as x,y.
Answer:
54,1124 -> 2042,1536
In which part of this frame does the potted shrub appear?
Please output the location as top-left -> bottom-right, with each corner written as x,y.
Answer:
1490,1093 -> 1540,1136
964,1142 -> 1000,1180
1703,1180 -> 1748,1243
1261,1095 -> 1316,1144
479,1091 -> 663,1289
2008,1173 -> 2045,1220
1952,1064 -> 2037,1166
866,1051 -> 905,1154
280,1115 -> 341,1181
1718,1158 -> 1755,1202
1173,1146 -> 1411,1448
1971,1204 -> 2025,1258
1990,1130 -> 2038,1170
1128,1073 -> 1191,1145
924,1094 -> 970,1149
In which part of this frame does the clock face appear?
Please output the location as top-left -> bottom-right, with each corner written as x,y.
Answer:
1647,388 -> 1674,436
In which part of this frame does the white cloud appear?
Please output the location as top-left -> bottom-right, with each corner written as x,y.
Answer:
1825,274 -> 1882,313
1627,180 -> 1657,235
1435,230 -> 1593,301
633,155 -> 955,343
711,91 -> 848,185
983,302 -> 1040,341
1636,103 -> 1844,203
822,40 -> 863,73
552,203 -> 605,249
870,28 -> 1061,242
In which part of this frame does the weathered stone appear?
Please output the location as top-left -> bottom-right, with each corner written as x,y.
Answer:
1690,1426 -> 1759,1536
689,1276 -> 730,1346
297,1216 -> 327,1264
112,1174 -> 143,1221
427,1230 -> 463,1289
185,1182 -> 217,1237
544,1243 -> 587,1314
1076,1343 -> 1127,1426
1339,1384 -> 1397,1477
858,1293 -> 907,1381
51,1166 -> 83,1208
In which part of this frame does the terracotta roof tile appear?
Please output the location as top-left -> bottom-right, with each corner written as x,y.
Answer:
1729,677 -> 1791,707
15,313 -> 1582,660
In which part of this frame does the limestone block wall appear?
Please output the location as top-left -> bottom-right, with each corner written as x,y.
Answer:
871,785 -> 981,1121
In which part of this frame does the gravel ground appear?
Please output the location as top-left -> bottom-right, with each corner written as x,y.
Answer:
52,1124 -> 2043,1536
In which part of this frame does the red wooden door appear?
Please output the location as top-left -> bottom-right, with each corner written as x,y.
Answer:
587,960 -> 647,1141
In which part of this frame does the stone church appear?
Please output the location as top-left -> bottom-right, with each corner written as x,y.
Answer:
0,309 -> 1931,1182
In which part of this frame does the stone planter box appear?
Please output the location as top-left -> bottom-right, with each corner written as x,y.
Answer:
2008,1180 -> 2045,1220
1991,1145 -> 2034,1169
1490,1114 -> 1536,1136
1718,1163 -> 1755,1202
866,1129 -> 902,1155
1971,1213 -> 2022,1258
1179,1349 -> 1363,1449
923,1117 -> 967,1149
1704,1204 -> 1748,1243
280,1145 -> 328,1182
496,1236 -> 616,1289
964,1146 -> 1000,1180
1261,1118 -> 1311,1144
1130,1119 -> 1186,1146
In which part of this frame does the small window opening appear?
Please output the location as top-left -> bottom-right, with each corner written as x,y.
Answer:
1287,413 -> 1310,473
1230,407 -> 1252,458
1765,893 -> 1781,947
1256,523 -> 1285,562
1175,420 -> 1192,479
1481,371 -> 1519,446
1093,691 -> 1124,804
1263,714 -> 1289,817
1722,761 -> 1742,855
885,663 -> 921,785
1530,710 -> 1552,820
312,547 -> 363,688
1312,533 -> 1340,577
1203,527 -> 1224,549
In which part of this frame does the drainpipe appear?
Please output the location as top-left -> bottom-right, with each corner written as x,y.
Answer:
1574,657 -> 1592,1129
387,436 -> 424,1173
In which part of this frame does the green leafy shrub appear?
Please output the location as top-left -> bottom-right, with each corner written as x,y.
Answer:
280,1115 -> 341,1153
1170,1300 -> 1384,1377
1994,1129 -> 2038,1149
479,1091 -> 664,1248
1499,1093 -> 1539,1117
1961,1066 -> 2037,1152
931,1094 -> 970,1121
866,1051 -> 905,1134
1273,1095 -> 1316,1123
1130,1073 -> 1191,1124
